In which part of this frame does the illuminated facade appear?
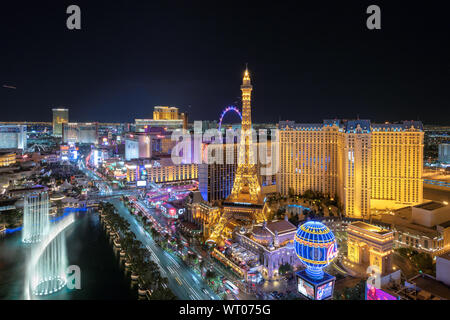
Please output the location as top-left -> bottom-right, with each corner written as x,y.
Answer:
198,160 -> 236,203
294,221 -> 338,279
389,202 -> 450,256
393,222 -> 449,256
278,121 -> 341,198
126,157 -> 197,184
347,221 -> 394,276
342,121 -> 372,218
207,68 -> 268,245
153,106 -> 187,122
278,120 -> 424,218
235,216 -> 301,278
370,123 -> 423,210
62,122 -> 98,144
135,106 -> 188,131
186,200 -> 221,238
0,125 -> 27,151
294,221 -> 338,300
0,152 -> 16,167
52,108 -> 69,137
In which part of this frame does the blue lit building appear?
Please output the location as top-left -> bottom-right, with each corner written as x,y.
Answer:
198,142 -> 237,202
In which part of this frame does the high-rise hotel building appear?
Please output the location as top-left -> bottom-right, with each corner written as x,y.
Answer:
199,142 -> 238,202
278,120 -> 424,218
135,106 -> 188,132
52,108 -> 69,137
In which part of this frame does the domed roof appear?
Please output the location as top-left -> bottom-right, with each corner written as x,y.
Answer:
294,221 -> 338,270
251,225 -> 272,244
50,192 -> 65,201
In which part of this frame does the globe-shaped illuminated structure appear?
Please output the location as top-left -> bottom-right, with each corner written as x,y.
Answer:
294,221 -> 338,280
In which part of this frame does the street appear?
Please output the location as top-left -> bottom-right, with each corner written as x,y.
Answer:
134,198 -> 258,300
108,198 -> 219,300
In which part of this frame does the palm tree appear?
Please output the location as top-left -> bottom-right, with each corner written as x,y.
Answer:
148,286 -> 177,300
1,209 -> 22,228
205,269 -> 216,282
149,227 -> 159,241
187,251 -> 197,266
120,232 -> 135,252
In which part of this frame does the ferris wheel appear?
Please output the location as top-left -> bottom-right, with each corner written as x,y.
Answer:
218,106 -> 242,131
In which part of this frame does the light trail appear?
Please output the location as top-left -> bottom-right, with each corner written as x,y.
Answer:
2,85 -> 17,89
109,198 -> 219,300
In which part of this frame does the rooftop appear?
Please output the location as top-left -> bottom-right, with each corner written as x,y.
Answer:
438,252 -> 450,262
409,274 -> 450,300
439,220 -> 450,229
394,222 -> 441,238
414,201 -> 446,211
266,220 -> 297,235
190,191 -> 205,204
8,185 -> 47,193
278,120 -> 423,132
251,226 -> 272,241
0,199 -> 17,206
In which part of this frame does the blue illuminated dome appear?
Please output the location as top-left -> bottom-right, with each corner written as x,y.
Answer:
294,221 -> 338,280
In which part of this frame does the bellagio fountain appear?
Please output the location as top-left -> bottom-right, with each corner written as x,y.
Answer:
22,191 -> 74,299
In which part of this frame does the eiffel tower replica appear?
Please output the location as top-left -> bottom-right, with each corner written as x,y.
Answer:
207,67 -> 268,245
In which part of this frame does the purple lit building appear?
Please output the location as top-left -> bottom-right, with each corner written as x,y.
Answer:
234,216 -> 301,278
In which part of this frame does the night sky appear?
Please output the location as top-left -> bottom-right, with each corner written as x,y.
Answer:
0,1 -> 449,124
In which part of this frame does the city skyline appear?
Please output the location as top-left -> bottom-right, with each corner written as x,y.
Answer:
1,2 -> 449,124
0,0 -> 449,306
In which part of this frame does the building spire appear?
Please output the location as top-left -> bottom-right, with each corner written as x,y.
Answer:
229,65 -> 261,204
243,64 -> 251,86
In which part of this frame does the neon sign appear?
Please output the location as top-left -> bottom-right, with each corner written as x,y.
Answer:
326,242 -> 338,263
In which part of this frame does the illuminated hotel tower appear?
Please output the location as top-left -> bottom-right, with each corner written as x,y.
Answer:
370,122 -> 424,209
341,121 -> 372,218
52,108 -> 69,137
278,120 -> 423,218
228,68 -> 263,204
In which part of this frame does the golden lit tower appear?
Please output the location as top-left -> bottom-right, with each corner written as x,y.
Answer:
228,67 -> 263,203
